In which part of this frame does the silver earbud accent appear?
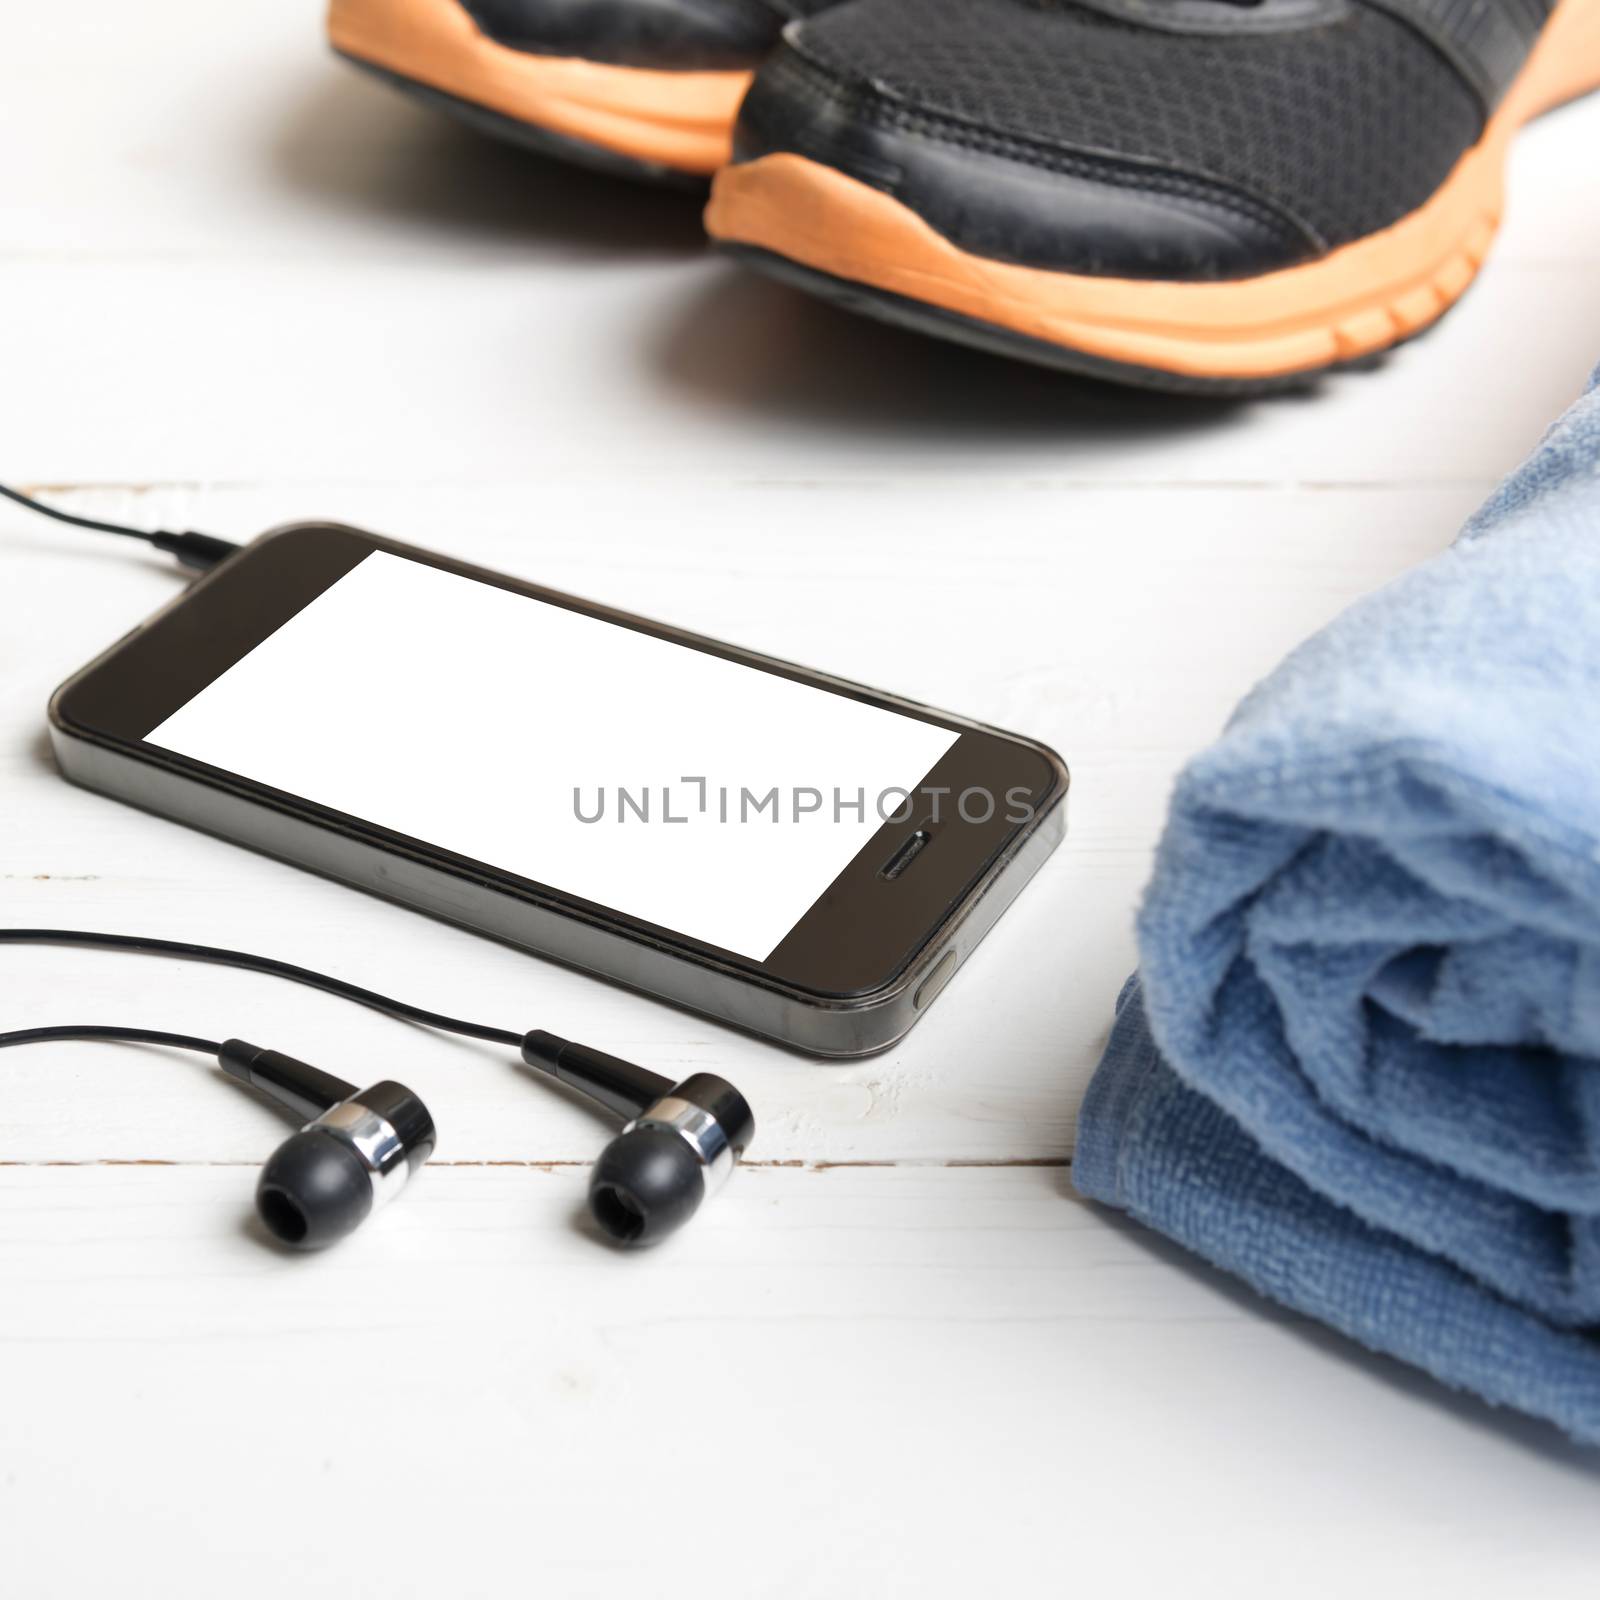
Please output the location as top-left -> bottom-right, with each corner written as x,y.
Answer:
626,1096 -> 736,1196
314,1100 -> 411,1208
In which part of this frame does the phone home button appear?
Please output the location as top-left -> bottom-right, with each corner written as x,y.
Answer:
914,949 -> 959,1011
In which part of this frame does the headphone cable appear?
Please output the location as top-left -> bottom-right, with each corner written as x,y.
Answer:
0,480 -> 240,572
0,928 -> 680,1130
0,929 -> 522,1050
0,1024 -> 221,1055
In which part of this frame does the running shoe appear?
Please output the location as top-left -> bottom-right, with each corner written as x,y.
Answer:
706,0 -> 1600,390
329,0 -> 837,184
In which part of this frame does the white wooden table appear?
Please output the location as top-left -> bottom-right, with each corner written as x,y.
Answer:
5,4 -> 1600,1592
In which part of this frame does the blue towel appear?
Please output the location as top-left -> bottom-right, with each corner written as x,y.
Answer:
1075,370 -> 1600,1444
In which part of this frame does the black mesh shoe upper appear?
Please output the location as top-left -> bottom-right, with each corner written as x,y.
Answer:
733,0 -> 1556,279
460,0 -> 839,70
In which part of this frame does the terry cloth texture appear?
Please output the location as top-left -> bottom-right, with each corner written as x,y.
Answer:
1075,367 -> 1600,1444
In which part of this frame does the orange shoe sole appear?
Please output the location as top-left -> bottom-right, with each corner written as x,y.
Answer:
329,0 -> 752,181
705,0 -> 1600,390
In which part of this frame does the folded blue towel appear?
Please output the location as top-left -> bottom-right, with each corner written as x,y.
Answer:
1075,370 -> 1600,1444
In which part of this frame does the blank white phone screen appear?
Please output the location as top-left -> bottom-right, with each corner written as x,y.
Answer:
147,552 -> 959,961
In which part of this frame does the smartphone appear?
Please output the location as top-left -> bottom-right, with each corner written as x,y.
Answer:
49,523 -> 1068,1057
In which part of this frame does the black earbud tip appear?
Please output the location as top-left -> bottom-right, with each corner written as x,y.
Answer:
589,1127 -> 705,1248
256,1129 -> 374,1251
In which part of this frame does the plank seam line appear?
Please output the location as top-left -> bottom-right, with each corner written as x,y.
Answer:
0,1156 -> 1073,1171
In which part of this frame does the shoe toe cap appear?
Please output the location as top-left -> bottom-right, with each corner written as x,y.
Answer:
734,43 -> 1322,282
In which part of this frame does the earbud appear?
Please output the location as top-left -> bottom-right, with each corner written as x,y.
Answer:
220,1040 -> 435,1250
521,1032 -> 754,1248
0,930 -> 751,1254
589,1074 -> 755,1247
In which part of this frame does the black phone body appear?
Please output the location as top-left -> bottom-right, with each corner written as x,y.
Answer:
49,524 -> 1068,1057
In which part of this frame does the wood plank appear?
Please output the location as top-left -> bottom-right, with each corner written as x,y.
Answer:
5,252 -> 1596,491
3,1164 -> 1598,1599
5,0 -> 1600,1559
